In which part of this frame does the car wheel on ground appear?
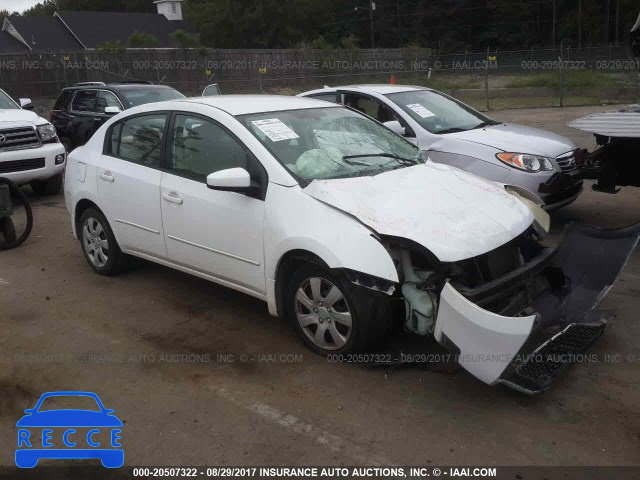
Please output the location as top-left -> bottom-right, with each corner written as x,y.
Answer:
79,208 -> 128,275
30,173 -> 63,196
286,263 -> 391,355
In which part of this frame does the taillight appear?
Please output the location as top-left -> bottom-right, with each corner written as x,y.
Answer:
575,149 -> 586,167
48,111 -> 53,122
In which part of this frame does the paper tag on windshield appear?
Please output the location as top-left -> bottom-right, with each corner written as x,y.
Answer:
406,103 -> 435,118
251,118 -> 299,142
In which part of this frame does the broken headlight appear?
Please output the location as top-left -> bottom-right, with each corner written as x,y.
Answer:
496,153 -> 554,173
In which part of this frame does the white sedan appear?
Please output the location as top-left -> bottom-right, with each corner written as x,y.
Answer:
64,95 -> 639,393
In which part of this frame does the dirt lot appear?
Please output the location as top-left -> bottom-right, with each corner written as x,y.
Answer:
1,105 -> 639,471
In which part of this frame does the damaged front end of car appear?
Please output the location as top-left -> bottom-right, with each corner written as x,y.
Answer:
379,220 -> 640,394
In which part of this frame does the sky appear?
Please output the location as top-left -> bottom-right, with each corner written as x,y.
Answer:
0,0 -> 42,13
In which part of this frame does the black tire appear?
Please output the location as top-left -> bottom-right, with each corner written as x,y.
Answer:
285,263 -> 392,356
78,207 -> 128,275
31,174 -> 63,196
0,177 -> 33,250
0,217 -> 17,245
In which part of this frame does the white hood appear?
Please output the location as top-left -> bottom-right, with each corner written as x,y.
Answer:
303,162 -> 534,262
0,109 -> 44,127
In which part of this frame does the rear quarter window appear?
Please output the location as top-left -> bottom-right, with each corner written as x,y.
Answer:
309,93 -> 339,103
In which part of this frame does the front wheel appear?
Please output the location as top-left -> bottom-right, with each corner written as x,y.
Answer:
286,264 -> 391,355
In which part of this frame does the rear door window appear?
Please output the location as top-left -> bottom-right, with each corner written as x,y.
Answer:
107,114 -> 168,168
71,90 -> 98,112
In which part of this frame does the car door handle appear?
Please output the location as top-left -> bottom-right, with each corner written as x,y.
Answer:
162,193 -> 183,205
99,172 -> 114,182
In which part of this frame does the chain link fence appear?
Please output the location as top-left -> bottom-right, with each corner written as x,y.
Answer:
1,44 -> 638,111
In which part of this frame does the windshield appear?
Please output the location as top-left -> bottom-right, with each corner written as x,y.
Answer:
37,395 -> 101,412
119,87 -> 185,108
239,107 -> 424,183
385,90 -> 498,134
0,90 -> 19,109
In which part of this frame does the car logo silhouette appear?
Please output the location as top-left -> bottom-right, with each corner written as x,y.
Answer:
15,391 -> 123,468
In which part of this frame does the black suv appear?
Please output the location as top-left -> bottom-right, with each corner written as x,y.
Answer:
49,82 -> 184,152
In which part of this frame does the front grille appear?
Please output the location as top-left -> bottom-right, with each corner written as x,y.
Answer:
0,158 -> 45,174
0,126 -> 41,151
556,152 -> 577,172
516,324 -> 605,382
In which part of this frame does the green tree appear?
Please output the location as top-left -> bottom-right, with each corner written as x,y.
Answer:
169,29 -> 199,48
128,31 -> 159,48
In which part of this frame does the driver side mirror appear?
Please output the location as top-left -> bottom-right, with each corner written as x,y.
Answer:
384,120 -> 414,138
206,168 -> 259,195
105,106 -> 122,115
19,98 -> 34,110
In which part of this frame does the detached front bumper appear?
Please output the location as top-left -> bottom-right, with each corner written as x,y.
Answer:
434,221 -> 640,394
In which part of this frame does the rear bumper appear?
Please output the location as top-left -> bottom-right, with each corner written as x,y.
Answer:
434,220 -> 640,394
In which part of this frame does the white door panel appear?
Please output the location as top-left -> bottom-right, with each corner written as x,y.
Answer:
96,155 -> 166,258
160,173 -> 265,295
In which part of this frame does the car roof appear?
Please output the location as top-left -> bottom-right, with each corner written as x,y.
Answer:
183,94 -> 338,116
63,83 -> 176,92
304,84 -> 431,95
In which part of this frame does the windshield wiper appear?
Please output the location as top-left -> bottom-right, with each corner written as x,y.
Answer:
436,127 -> 468,134
470,120 -> 501,130
342,153 -> 419,166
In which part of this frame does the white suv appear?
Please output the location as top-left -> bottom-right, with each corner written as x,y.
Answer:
0,88 -> 66,194
64,95 -> 638,393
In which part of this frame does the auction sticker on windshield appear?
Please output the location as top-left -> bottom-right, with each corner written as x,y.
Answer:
251,118 -> 299,142
406,103 -> 435,118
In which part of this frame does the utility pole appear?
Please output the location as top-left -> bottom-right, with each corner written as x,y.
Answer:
370,1 -> 376,51
355,1 -> 376,50
578,0 -> 582,48
606,0 -> 611,43
552,0 -> 556,49
615,0 -> 620,45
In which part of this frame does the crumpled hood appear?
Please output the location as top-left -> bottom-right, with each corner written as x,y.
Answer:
303,162 -> 534,262
0,108 -> 43,126
446,123 -> 576,158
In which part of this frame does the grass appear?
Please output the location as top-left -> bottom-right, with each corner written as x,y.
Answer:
465,95 -> 637,112
504,70 -> 631,89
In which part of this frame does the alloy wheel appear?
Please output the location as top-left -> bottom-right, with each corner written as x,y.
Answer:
294,277 -> 353,350
82,217 -> 109,268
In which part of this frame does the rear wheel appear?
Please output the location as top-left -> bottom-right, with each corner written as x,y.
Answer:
286,263 -> 391,355
30,173 -> 63,195
79,208 -> 128,275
